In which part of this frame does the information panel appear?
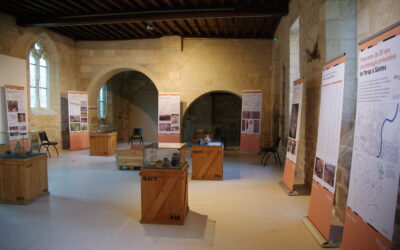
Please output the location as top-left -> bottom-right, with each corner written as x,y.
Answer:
346,27 -> 400,242
68,92 -> 89,133
158,93 -> 180,134
241,91 -> 262,135
5,85 -> 28,141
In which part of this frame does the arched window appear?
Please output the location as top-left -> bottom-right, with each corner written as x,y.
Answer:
29,42 -> 49,109
98,84 -> 107,119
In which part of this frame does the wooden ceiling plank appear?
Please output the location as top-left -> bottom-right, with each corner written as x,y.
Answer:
152,21 -> 169,35
92,0 -> 114,11
0,2 -> 37,16
136,22 -> 160,36
105,23 -> 129,39
121,0 -> 140,9
65,0 -> 91,12
215,18 -> 220,36
70,26 -> 100,40
91,25 -> 117,40
104,0 -> 125,10
18,0 -> 56,15
36,0 -> 69,14
260,17 -> 270,37
125,23 -> 145,37
135,0 -> 150,9
163,0 -> 174,8
47,0 -> 80,14
52,27 -> 83,40
160,21 -> 175,35
172,20 -> 185,35
202,18 -> 211,36
80,0 -> 103,12
147,0 -> 161,8
178,0 -> 185,7
118,23 -> 141,38
182,20 -> 194,36
192,19 -> 203,36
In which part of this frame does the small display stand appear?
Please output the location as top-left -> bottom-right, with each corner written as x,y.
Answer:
0,153 -> 48,204
89,131 -> 117,156
116,144 -> 145,170
191,142 -> 223,180
140,143 -> 189,225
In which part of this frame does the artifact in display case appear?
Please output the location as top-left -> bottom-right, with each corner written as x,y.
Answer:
89,124 -> 117,156
143,143 -> 186,169
0,131 -> 42,157
90,124 -> 117,134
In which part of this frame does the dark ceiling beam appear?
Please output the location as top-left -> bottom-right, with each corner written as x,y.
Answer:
36,0 -> 69,15
135,0 -> 150,10
147,0 -> 161,8
71,26 -> 100,40
17,5 -> 288,27
105,0 -> 124,10
215,18 -> 220,36
65,0 -> 91,12
18,0 -> 55,15
202,18 -> 211,36
81,0 -> 103,12
192,19 -> 203,36
0,2 -> 36,16
164,0 -> 174,8
92,0 -> 114,11
116,23 -> 139,37
120,0 -> 139,9
136,22 -> 161,36
91,25 -> 116,40
47,0 -> 80,14
105,24 -> 128,39
52,27 -> 84,40
159,21 -> 175,35
181,20 -> 194,36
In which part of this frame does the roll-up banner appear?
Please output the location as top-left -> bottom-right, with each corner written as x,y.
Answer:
342,23 -> 400,250
303,55 -> 346,247
5,85 -> 29,151
240,90 -> 262,153
158,92 -> 180,143
281,79 -> 304,193
67,91 -> 89,150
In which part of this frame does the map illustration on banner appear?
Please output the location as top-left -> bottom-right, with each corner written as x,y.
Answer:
313,59 -> 345,193
347,32 -> 400,241
241,91 -> 262,135
286,80 -> 303,162
158,93 -> 180,134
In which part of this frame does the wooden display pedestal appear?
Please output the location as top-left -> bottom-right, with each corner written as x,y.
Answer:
191,143 -> 223,180
0,154 -> 49,204
140,163 -> 189,225
89,132 -> 117,156
116,144 -> 145,170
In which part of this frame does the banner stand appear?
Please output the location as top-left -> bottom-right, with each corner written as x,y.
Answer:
302,217 -> 342,248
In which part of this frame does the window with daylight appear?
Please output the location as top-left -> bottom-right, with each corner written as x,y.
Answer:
29,42 -> 49,109
98,84 -> 107,119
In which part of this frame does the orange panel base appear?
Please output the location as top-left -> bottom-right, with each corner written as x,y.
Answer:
158,134 -> 180,143
70,131 -> 89,150
307,180 -> 334,241
342,208 -> 392,250
239,134 -> 259,153
282,158 -> 296,191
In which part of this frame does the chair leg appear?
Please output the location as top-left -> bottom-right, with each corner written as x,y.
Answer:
53,145 -> 59,156
46,145 -> 51,158
263,153 -> 272,166
260,152 -> 267,164
276,153 -> 282,167
38,145 -> 42,154
273,153 -> 279,165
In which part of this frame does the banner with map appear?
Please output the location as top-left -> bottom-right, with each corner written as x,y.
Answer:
343,24 -> 400,249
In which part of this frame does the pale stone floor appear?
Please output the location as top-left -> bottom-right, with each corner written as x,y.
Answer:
0,147 -> 328,250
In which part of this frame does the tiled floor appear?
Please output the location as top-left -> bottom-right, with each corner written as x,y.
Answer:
0,148 -> 325,250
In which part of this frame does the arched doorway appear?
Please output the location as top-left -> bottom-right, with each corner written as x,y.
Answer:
182,91 -> 241,147
97,70 -> 158,143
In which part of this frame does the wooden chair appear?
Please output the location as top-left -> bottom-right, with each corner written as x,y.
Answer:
38,131 -> 59,158
129,128 -> 143,144
260,137 -> 281,167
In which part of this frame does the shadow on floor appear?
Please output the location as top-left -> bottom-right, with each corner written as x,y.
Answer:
142,210 -> 215,247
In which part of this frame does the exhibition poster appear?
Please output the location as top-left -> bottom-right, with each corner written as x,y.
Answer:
241,90 -> 262,135
158,93 -> 180,134
346,26 -> 400,242
286,79 -> 303,162
313,57 -> 345,193
5,85 -> 28,141
68,92 -> 88,132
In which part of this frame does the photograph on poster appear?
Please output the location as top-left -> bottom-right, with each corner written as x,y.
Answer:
81,112 -> 87,118
245,120 -> 249,129
70,115 -> 80,122
80,106 -> 88,112
171,114 -> 179,124
241,120 -> 246,131
251,111 -> 260,119
19,126 -> 27,131
10,132 -> 18,137
9,126 -> 18,131
81,124 -> 88,131
7,100 -> 18,112
253,120 -> 260,134
242,111 -> 251,119
159,115 -> 171,121
81,118 -> 88,123
287,138 -> 297,155
159,123 -> 171,131
70,123 -> 81,131
17,113 -> 26,122
289,104 -> 299,139
171,126 -> 179,131
323,163 -> 336,187
314,157 -> 324,178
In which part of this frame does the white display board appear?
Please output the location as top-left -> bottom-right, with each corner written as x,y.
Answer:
67,92 -> 88,132
241,90 -> 262,135
158,93 -> 180,134
5,86 -> 29,141
347,34 -> 400,240
313,59 -> 345,193
286,80 -> 303,162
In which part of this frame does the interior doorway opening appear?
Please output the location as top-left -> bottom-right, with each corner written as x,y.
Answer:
182,91 -> 241,148
97,70 -> 158,143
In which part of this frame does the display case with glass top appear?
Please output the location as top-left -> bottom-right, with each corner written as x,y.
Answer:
143,143 -> 186,169
0,131 -> 42,157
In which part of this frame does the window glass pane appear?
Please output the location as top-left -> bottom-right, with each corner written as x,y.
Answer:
34,42 -> 41,51
29,63 -> 36,85
30,87 -> 37,108
40,56 -> 47,67
29,52 -> 36,65
39,88 -> 47,108
39,66 -> 47,87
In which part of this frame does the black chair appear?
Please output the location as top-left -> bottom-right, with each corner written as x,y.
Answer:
129,128 -> 143,144
260,137 -> 281,167
38,131 -> 59,158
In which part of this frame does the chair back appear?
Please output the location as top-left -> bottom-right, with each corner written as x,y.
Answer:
272,137 -> 281,150
39,131 -> 49,143
133,128 -> 142,136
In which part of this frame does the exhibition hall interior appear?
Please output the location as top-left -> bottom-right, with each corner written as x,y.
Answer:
0,1 -> 399,249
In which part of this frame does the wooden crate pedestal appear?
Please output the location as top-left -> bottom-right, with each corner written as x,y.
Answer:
0,154 -> 49,204
89,132 -> 117,156
192,143 -> 223,180
116,145 -> 145,170
140,163 -> 189,225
